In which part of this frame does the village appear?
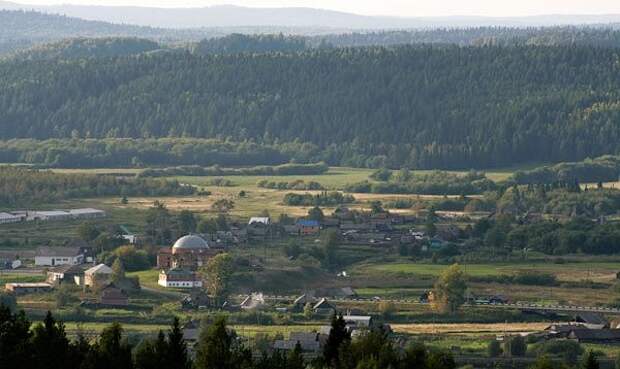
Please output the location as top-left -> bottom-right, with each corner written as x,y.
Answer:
2,200 -> 620,367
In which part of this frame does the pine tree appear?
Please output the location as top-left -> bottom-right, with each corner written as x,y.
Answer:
286,342 -> 305,369
31,311 -> 71,369
167,317 -> 191,369
322,314 -> 351,368
194,316 -> 233,369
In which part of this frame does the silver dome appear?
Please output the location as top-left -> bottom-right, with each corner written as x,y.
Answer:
172,235 -> 209,250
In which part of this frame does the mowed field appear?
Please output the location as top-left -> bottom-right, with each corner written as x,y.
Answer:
356,261 -> 620,283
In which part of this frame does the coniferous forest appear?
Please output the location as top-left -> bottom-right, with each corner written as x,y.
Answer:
1,45 -> 620,169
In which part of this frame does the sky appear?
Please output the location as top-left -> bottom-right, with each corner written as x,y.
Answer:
12,0 -> 620,17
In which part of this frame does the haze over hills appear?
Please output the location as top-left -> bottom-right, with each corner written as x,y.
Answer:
3,1 -> 620,29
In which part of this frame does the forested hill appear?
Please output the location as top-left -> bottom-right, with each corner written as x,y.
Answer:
8,38 -> 163,60
1,45 -> 620,169
311,26 -> 620,48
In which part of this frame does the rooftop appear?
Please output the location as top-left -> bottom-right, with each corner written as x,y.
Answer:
36,247 -> 82,257
85,263 -> 113,275
172,235 -> 209,250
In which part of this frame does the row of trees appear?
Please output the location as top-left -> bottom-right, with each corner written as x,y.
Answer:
0,166 -> 195,207
0,305 -> 456,369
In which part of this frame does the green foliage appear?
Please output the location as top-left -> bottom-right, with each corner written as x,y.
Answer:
504,335 -> 527,357
511,155 -> 620,185
322,314 -> 351,368
141,163 -> 329,178
201,253 -> 234,303
369,168 -> 392,181
196,33 -> 307,55
0,166 -> 194,207
582,351 -> 600,369
283,192 -> 355,206
487,339 -> 502,358
257,179 -> 325,190
102,245 -> 151,272
431,264 -> 467,313
194,316 -> 250,369
346,171 -> 495,195
307,206 -> 325,221
3,46 -> 620,169
535,339 -> 583,365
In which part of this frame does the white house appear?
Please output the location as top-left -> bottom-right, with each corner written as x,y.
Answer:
158,268 -> 202,288
34,247 -> 84,267
248,217 -> 270,225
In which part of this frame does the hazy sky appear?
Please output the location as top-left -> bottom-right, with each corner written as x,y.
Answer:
14,0 -> 620,17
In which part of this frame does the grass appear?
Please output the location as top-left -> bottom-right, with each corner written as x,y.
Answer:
356,261 -> 620,283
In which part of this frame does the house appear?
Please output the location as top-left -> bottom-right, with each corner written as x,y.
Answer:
181,290 -> 211,310
343,315 -> 373,331
313,298 -> 336,315
293,294 -> 317,311
568,329 -> 620,344
297,220 -> 320,235
249,217 -> 270,226
46,264 -> 84,285
283,225 -> 301,236
84,263 -> 113,288
240,293 -> 265,310
35,247 -> 84,267
5,283 -> 52,295
99,284 -> 128,306
273,332 -> 323,353
158,268 -> 202,288
574,313 -> 609,329
0,212 -> 21,225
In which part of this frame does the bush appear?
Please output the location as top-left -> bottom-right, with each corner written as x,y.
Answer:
488,340 -> 502,358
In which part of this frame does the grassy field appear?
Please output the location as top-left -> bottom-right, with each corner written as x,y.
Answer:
356,261 -> 620,283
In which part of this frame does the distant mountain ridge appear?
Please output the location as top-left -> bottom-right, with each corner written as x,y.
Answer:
3,1 -> 620,29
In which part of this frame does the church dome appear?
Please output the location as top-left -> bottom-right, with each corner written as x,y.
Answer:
172,235 -> 209,252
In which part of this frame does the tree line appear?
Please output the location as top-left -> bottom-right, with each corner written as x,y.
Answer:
0,306 -> 458,369
2,45 -> 620,169
0,166 -> 194,207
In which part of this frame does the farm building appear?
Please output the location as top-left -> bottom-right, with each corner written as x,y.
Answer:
68,208 -> 106,219
158,268 -> 202,288
35,247 -> 84,267
0,212 -> 22,225
568,329 -> 620,344
5,283 -> 52,295
29,210 -> 72,221
84,263 -> 113,288
46,264 -> 84,285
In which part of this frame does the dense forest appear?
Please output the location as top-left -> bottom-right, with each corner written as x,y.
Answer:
9,37 -> 163,60
0,166 -> 195,207
1,45 -> 620,168
195,33 -> 307,55
310,26 -> 620,48
509,155 -> 620,185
